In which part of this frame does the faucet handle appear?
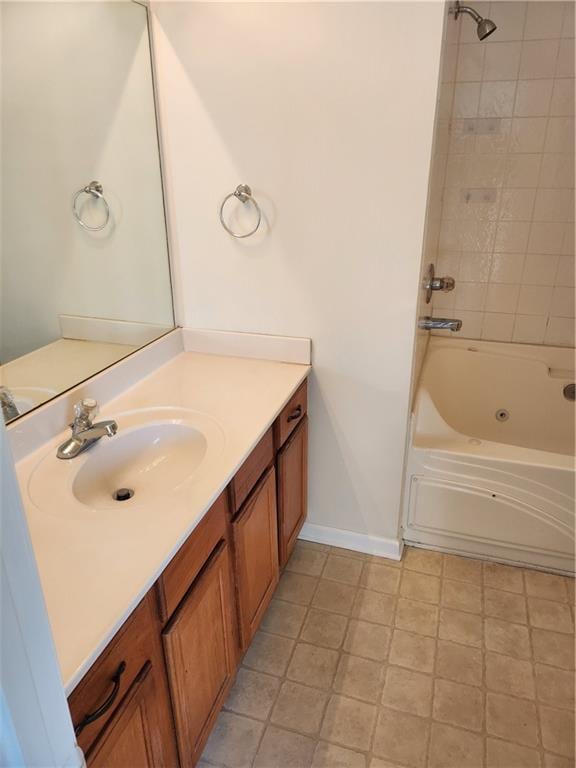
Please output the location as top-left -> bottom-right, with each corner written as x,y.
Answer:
74,398 -> 98,423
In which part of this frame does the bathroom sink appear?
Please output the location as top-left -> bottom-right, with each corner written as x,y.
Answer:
28,407 -> 225,516
72,423 -> 208,509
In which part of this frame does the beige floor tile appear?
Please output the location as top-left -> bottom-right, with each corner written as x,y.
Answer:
287,642 -> 340,690
286,544 -> 328,577
311,741 -> 367,768
253,725 -> 316,768
486,737 -> 541,768
432,678 -> 483,732
243,631 -> 295,676
404,547 -> 443,576
525,570 -> 569,602
360,562 -> 401,595
531,628 -> 575,670
326,546 -> 367,561
372,707 -> 429,768
389,629 -> 435,673
400,570 -> 441,604
260,599 -> 307,638
320,694 -> 377,751
343,620 -> 392,662
485,652 -> 536,699
298,540 -> 329,553
333,654 -> 385,703
544,752 -> 574,768
381,665 -> 433,717
428,723 -> 484,768
528,597 -> 574,634
276,571 -> 319,605
486,692 -> 539,747
535,663 -> 575,710
312,580 -> 357,616
436,640 -> 483,686
300,609 -> 349,650
202,711 -> 264,768
224,667 -> 281,720
484,617 -> 532,659
484,561 -> 524,593
352,589 -> 396,625
439,608 -> 482,647
539,705 -> 575,758
271,681 -> 328,736
484,588 -> 528,624
443,554 -> 482,584
369,758 -> 406,768
395,598 -> 438,637
441,579 -> 482,614
322,555 -> 364,586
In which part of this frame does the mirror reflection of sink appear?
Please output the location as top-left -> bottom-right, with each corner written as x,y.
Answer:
11,386 -> 58,415
28,408 -> 225,516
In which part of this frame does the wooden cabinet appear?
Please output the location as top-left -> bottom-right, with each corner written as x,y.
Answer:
162,541 -> 237,768
86,662 -> 179,768
69,593 -> 178,767
232,466 -> 279,648
277,417 -> 308,568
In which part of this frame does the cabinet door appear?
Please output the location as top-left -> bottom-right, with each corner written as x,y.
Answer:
277,417 -> 308,568
162,541 -> 237,767
86,662 -> 178,768
232,466 -> 279,647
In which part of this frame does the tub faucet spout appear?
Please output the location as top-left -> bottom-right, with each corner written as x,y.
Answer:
418,316 -> 462,332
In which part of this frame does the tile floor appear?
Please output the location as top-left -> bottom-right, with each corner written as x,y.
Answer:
200,541 -> 575,768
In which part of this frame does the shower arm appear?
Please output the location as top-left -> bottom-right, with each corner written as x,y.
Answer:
451,2 -> 483,24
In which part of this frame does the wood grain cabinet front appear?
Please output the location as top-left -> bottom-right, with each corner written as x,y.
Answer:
232,466 -> 279,648
277,416 -> 308,568
162,541 -> 238,768
85,661 -> 179,768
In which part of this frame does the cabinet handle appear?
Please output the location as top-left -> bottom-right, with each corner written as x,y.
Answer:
74,661 -> 127,736
287,405 -> 302,423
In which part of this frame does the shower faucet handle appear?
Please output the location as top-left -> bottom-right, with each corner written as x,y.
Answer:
423,264 -> 456,303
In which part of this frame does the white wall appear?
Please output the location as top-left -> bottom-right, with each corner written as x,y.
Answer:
152,2 -> 444,545
0,423 -> 83,768
433,0 -> 575,346
1,2 -> 173,363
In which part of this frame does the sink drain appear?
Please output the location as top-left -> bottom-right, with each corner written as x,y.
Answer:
563,383 -> 575,401
112,488 -> 134,502
495,409 -> 509,422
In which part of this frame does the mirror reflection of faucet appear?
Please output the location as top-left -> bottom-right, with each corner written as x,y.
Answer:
56,398 -> 118,460
0,386 -> 20,422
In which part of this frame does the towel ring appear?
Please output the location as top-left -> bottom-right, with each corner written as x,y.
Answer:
219,184 -> 261,238
73,181 -> 110,231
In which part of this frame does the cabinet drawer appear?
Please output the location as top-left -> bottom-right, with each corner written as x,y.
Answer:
68,592 -> 159,755
274,379 -> 307,449
229,428 -> 274,515
156,491 -> 228,623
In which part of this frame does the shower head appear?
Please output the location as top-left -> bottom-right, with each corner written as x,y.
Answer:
452,1 -> 498,40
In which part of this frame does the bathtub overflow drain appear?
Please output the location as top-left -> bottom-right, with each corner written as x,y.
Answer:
563,383 -> 575,401
495,409 -> 509,422
113,488 -> 134,502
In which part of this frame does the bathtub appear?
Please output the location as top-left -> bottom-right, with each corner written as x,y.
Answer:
403,338 -> 575,574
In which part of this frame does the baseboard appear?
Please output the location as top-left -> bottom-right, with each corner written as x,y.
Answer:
299,522 -> 403,561
182,328 -> 311,365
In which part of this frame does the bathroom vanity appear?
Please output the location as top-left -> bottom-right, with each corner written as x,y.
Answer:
11,340 -> 309,768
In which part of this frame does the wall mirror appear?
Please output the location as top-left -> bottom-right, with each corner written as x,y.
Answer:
0,1 -> 175,424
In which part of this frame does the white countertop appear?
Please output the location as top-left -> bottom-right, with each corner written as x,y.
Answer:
14,350 -> 309,694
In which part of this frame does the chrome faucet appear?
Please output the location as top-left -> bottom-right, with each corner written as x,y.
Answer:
57,398 -> 118,460
418,316 -> 463,332
0,386 -> 20,422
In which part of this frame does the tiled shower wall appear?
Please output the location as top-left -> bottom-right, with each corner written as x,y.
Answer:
432,1 -> 575,346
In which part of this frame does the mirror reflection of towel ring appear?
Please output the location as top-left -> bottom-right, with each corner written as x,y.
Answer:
73,181 -> 110,231
219,184 -> 262,238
